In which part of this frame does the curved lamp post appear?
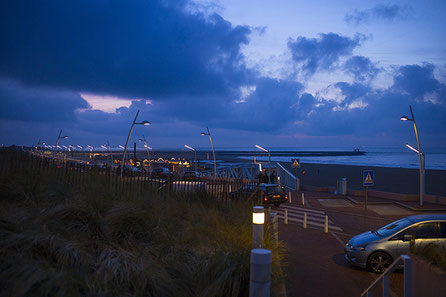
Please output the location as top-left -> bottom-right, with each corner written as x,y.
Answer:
54,130 -> 69,154
201,127 -> 217,177
401,105 -> 424,206
255,145 -> 271,183
120,110 -> 150,177
184,144 -> 197,173
138,135 -> 152,174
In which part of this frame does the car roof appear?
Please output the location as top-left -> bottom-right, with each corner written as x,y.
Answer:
406,214 -> 446,223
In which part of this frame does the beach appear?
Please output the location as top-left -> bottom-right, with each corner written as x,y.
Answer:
278,162 -> 446,197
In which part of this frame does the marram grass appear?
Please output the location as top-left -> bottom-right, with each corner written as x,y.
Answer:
0,156 -> 286,297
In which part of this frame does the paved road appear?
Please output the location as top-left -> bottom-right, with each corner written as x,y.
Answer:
276,191 -> 411,297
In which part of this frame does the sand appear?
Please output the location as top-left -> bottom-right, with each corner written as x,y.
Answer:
277,162 -> 446,197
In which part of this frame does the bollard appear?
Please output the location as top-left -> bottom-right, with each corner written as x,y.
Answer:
250,249 -> 271,297
285,208 -> 288,224
270,212 -> 278,244
253,206 -> 265,248
302,192 -> 305,206
288,191 -> 292,204
324,215 -> 328,233
268,206 -> 271,213
303,212 -> 307,229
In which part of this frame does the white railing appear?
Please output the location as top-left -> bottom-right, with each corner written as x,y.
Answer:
361,254 -> 411,297
276,162 -> 298,190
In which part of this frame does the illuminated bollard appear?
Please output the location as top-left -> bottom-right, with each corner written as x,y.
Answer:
288,191 -> 292,204
252,206 -> 265,248
249,248 -> 271,297
303,212 -> 307,229
324,215 -> 328,233
302,192 -> 305,206
284,208 -> 288,224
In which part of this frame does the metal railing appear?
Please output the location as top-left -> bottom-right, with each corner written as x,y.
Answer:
276,162 -> 298,190
361,255 -> 411,297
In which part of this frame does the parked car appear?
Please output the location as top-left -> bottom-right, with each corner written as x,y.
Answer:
231,183 -> 288,206
183,171 -> 202,181
345,214 -> 446,273
151,167 -> 173,179
122,165 -> 142,177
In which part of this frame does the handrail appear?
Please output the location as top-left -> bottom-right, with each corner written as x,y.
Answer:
361,254 -> 411,297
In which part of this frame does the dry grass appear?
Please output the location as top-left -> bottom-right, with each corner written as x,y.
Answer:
411,241 -> 446,271
0,154 -> 286,297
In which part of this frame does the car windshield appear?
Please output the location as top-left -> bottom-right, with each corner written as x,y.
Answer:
375,218 -> 413,237
266,186 -> 285,195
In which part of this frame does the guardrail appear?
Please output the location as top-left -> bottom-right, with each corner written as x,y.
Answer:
361,254 -> 411,297
276,162 -> 298,191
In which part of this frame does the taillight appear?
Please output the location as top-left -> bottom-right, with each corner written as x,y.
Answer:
285,196 -> 288,200
264,196 -> 268,202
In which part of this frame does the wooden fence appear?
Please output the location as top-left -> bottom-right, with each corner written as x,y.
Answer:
0,150 -> 260,201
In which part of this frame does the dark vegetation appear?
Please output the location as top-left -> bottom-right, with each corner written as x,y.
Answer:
411,241 -> 446,271
0,150 -> 286,297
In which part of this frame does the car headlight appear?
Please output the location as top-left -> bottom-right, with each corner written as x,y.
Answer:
351,245 -> 367,251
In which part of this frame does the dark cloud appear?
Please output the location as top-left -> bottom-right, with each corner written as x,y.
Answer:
343,56 -> 380,81
0,80 -> 89,123
287,33 -> 366,75
0,0 -> 253,100
334,82 -> 371,107
345,4 -> 409,25
392,63 -> 442,101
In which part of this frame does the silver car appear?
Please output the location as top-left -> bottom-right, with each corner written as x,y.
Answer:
345,214 -> 446,273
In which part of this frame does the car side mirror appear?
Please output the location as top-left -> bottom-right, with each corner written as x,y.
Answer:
403,234 -> 413,242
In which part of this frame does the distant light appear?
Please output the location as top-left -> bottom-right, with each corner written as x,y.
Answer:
144,145 -> 152,150
184,145 -> 195,151
62,136 -> 69,139
201,132 -> 207,136
140,121 -> 151,126
400,116 -> 410,121
255,144 -> 269,153
406,143 -> 420,154
119,145 -> 125,149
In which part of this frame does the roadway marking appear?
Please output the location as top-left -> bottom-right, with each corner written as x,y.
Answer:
330,231 -> 345,248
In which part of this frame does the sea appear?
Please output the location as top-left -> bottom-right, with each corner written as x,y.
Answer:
232,147 -> 446,170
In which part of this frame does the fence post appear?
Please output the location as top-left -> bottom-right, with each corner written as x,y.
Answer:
288,191 -> 292,204
284,208 -> 288,224
303,212 -> 307,229
302,192 -> 305,206
249,249 -> 271,297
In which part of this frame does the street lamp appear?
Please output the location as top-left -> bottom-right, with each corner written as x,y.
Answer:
255,145 -> 271,183
184,145 -> 197,173
120,110 -> 150,177
138,135 -> 152,174
401,105 -> 424,206
201,127 -> 217,177
54,130 -> 69,154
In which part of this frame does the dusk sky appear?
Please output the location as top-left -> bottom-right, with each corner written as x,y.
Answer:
1,0 -> 445,150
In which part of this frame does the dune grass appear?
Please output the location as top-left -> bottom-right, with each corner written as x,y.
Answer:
411,241 -> 446,272
0,156 -> 286,297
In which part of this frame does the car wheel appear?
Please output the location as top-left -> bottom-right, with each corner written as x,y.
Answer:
367,252 -> 392,274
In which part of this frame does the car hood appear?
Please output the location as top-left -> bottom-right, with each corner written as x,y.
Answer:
349,231 -> 382,246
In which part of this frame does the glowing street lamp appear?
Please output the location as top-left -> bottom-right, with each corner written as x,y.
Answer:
184,144 -> 198,173
54,130 -> 69,154
201,127 -> 217,177
120,110 -> 150,177
255,145 -> 271,183
401,105 -> 424,206
138,135 -> 152,174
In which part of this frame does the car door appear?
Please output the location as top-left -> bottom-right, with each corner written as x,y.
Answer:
395,222 -> 438,255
